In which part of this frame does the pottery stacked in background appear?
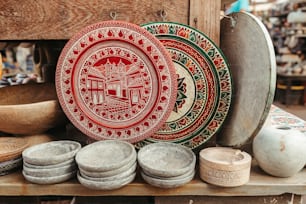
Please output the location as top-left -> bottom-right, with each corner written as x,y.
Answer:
76,140 -> 137,190
22,140 -> 81,184
137,143 -> 196,188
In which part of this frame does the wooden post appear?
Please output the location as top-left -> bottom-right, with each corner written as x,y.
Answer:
189,0 -> 221,45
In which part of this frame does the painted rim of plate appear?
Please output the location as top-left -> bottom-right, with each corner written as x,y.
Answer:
136,21 -> 232,149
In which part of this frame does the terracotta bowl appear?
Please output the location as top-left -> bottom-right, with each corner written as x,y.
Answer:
0,83 -> 67,135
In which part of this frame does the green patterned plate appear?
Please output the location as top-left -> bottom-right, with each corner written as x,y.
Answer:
136,22 -> 232,149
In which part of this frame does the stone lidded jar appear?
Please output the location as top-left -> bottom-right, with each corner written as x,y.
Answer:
253,125 -> 306,177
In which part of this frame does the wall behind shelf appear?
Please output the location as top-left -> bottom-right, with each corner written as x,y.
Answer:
0,0 -> 221,45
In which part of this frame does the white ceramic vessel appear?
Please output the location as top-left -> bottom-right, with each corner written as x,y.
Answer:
253,125 -> 306,177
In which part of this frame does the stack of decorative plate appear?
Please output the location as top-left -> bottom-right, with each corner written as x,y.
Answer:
76,140 -> 137,190
22,140 -> 81,184
0,137 -> 29,176
137,143 -> 196,188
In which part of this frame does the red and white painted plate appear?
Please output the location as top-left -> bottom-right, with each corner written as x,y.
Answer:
56,21 -> 177,143
136,22 -> 232,149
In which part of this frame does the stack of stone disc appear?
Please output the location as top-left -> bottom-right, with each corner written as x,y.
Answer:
138,143 -> 196,188
76,140 -> 137,190
0,137 -> 29,176
22,140 -> 81,184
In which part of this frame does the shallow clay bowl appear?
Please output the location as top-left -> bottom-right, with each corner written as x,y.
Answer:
137,142 -> 196,178
0,83 -> 67,135
76,140 -> 136,172
23,170 -> 76,184
79,162 -> 137,182
140,170 -> 195,189
22,140 -> 81,165
77,171 -> 136,190
79,161 -> 136,178
23,158 -> 75,169
23,162 -> 77,177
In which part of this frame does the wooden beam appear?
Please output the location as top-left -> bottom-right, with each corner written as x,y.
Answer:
189,0 -> 221,45
0,0 -> 189,40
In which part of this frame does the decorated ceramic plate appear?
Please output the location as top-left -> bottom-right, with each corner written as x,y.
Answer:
136,22 -> 232,149
56,21 -> 177,143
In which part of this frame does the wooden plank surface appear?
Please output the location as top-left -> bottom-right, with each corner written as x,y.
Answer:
0,162 -> 305,196
189,0 -> 221,45
0,0 -> 189,40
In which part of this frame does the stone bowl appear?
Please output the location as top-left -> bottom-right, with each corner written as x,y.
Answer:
140,169 -> 195,188
137,142 -> 196,178
76,140 -> 136,172
23,158 -> 75,169
79,160 -> 136,178
142,167 -> 194,181
79,162 -> 137,182
0,83 -> 67,135
77,171 -> 136,190
23,170 -> 76,184
22,140 -> 81,165
23,162 -> 77,177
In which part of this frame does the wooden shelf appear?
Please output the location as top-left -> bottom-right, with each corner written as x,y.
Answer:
1,162 -> 306,197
